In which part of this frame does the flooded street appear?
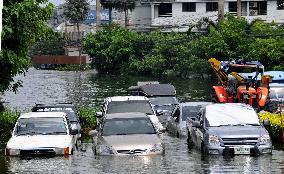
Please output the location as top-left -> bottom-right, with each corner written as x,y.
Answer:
1,68 -> 284,173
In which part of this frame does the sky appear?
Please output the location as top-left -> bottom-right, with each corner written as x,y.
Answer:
49,0 -> 95,6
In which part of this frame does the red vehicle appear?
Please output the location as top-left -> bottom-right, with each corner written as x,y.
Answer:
209,58 -> 272,111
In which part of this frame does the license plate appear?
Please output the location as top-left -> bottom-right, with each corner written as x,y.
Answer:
234,146 -> 250,155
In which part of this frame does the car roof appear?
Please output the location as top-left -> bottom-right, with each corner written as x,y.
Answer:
270,83 -> 284,88
106,96 -> 149,102
129,84 -> 176,96
105,112 -> 149,119
33,103 -> 75,108
180,102 -> 212,107
19,112 -> 67,119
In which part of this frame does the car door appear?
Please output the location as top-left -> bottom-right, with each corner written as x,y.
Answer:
195,109 -> 205,150
167,106 -> 180,136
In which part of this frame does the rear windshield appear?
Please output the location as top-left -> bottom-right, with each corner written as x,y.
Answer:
102,117 -> 156,136
107,101 -> 154,115
16,117 -> 67,135
149,97 -> 178,106
33,107 -> 78,122
270,88 -> 284,99
182,105 -> 201,121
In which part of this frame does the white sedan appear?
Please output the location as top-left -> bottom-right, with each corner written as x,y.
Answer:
5,112 -> 78,156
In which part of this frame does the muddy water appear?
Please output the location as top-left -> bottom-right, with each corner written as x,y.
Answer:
1,68 -> 284,173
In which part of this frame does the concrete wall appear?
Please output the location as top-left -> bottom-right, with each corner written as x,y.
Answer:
32,55 -> 87,65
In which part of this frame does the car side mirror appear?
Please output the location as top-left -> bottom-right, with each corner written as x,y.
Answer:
156,110 -> 163,116
89,130 -> 98,136
263,119 -> 270,127
192,121 -> 201,128
159,128 -> 166,134
70,128 -> 78,135
96,112 -> 103,118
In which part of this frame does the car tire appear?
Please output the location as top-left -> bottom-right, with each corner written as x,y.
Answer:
176,132 -> 180,138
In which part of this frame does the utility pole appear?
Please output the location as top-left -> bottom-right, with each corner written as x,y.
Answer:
0,0 -> 3,51
237,0 -> 241,17
218,0 -> 224,22
96,0 -> 101,30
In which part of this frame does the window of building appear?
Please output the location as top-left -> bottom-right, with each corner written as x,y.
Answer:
228,2 -> 237,14
206,2 -> 218,12
277,0 -> 284,9
158,3 -> 172,17
182,2 -> 196,12
249,1 -> 267,16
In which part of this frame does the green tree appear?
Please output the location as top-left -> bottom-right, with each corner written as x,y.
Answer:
63,0 -> 90,67
1,0 -> 54,92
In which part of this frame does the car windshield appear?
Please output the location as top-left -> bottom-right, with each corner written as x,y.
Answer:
206,105 -> 261,127
149,97 -> 178,106
16,117 -> 67,135
34,107 -> 78,122
182,105 -> 201,121
270,88 -> 284,99
102,117 -> 156,136
107,101 -> 154,115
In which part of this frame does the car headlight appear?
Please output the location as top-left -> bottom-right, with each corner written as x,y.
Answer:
260,134 -> 271,145
5,148 -> 20,156
150,143 -> 164,152
98,145 -> 114,155
209,135 -> 220,146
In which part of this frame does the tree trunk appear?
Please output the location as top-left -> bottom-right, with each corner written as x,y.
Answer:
96,0 -> 101,29
109,7 -> 112,25
124,7 -> 128,27
237,0 -> 241,17
76,22 -> 82,70
218,0 -> 224,22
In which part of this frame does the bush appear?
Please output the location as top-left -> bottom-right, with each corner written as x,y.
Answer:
0,111 -> 20,131
258,111 -> 284,143
78,107 -> 98,132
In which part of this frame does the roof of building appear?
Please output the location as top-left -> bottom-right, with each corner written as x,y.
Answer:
128,84 -> 176,96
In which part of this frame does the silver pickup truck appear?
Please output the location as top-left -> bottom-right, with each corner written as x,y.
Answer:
186,103 -> 272,155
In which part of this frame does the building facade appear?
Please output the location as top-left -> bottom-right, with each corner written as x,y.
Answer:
130,0 -> 284,31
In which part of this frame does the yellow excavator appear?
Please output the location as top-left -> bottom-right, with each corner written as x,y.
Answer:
208,58 -> 272,111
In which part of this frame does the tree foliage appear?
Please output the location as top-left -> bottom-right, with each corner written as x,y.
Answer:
1,0 -> 54,92
84,15 -> 284,77
63,0 -> 89,24
30,28 -> 65,56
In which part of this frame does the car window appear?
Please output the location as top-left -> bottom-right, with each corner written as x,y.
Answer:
33,107 -> 79,122
149,97 -> 178,105
102,117 -> 156,136
16,117 -> 67,135
107,101 -> 154,115
205,105 -> 260,127
270,88 -> 284,99
182,105 -> 202,121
